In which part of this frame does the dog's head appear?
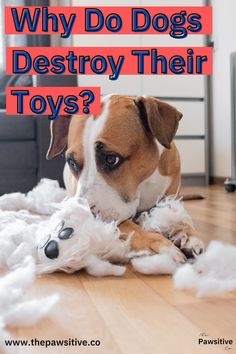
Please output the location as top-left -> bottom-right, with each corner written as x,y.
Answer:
47,95 -> 182,222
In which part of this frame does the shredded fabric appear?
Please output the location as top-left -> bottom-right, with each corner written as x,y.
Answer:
174,240 -> 236,297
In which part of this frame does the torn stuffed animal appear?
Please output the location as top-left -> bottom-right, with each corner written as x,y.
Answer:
0,179 -> 185,277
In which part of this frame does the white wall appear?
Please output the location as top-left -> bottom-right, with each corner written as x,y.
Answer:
211,0 -> 236,177
71,0 -> 234,178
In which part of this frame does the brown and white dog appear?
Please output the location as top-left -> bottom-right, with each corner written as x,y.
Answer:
47,95 -> 204,265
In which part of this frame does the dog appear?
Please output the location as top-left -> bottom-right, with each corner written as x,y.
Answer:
47,95 -> 204,265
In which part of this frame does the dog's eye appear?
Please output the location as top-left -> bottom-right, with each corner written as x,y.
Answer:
95,143 -> 124,172
67,158 -> 80,173
105,154 -> 120,166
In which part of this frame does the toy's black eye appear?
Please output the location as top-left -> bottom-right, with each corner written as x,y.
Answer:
67,158 -> 80,173
58,227 -> 74,240
105,154 -> 120,166
45,240 -> 59,259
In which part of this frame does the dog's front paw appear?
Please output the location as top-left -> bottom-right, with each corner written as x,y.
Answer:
169,231 -> 189,249
181,236 -> 204,259
169,230 -> 204,259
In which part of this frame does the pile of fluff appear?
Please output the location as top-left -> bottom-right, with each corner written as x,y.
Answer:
136,197 -> 193,236
0,257 -> 59,348
174,240 -> 236,297
139,198 -> 236,297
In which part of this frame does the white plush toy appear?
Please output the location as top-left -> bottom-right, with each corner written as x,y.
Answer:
36,197 -> 131,276
35,196 -> 186,276
0,179 -> 191,277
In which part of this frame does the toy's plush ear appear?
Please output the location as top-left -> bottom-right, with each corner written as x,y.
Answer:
46,116 -> 71,160
134,96 -> 183,149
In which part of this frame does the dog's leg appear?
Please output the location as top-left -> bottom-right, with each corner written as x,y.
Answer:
119,220 -> 186,265
137,205 -> 204,259
163,173 -> 205,258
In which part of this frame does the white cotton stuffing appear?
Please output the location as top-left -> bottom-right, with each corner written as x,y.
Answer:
26,178 -> 67,214
174,240 -> 236,297
136,197 -> 193,236
3,294 -> 59,327
0,257 -> 59,348
131,254 -> 177,275
0,219 -> 37,269
0,178 -> 66,215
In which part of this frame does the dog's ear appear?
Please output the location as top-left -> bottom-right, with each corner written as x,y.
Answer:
134,96 -> 183,149
46,116 -> 71,160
